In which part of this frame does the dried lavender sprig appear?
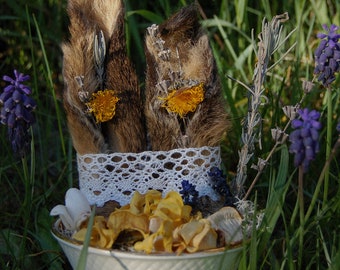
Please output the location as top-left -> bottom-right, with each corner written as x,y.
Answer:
94,30 -> 106,90
232,13 -> 289,197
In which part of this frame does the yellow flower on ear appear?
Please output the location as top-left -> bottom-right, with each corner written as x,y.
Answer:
86,89 -> 119,123
160,83 -> 204,118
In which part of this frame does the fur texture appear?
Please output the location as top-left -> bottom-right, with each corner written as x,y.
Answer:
144,4 -> 229,151
62,0 -> 146,154
103,2 -> 146,153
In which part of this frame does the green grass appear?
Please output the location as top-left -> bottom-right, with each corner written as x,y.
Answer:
0,0 -> 339,269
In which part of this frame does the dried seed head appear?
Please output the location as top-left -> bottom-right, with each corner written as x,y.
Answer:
271,127 -> 288,144
283,105 -> 297,120
251,158 -> 267,171
302,80 -> 315,94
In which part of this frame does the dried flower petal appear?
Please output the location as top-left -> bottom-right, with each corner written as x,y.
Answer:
271,127 -> 288,144
67,190 -> 244,253
282,105 -> 297,120
207,207 -> 243,245
160,83 -> 204,118
50,188 -> 91,231
302,80 -> 315,93
86,89 -> 119,123
173,219 -> 217,254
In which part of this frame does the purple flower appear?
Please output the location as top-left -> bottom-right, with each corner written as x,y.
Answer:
208,167 -> 234,206
289,108 -> 321,172
336,121 -> 340,133
180,180 -> 199,205
314,24 -> 340,87
0,70 -> 36,156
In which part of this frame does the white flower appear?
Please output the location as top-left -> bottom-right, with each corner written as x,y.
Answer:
50,188 -> 91,231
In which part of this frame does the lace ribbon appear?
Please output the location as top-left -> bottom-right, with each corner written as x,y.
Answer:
78,146 -> 221,206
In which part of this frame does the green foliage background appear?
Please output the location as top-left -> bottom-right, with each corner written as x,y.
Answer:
0,0 -> 339,269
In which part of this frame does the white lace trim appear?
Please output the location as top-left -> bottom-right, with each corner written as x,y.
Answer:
77,146 -> 221,206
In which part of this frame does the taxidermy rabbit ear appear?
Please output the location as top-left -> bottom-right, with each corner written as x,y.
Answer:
103,0 -> 146,153
62,0 -> 146,154
144,4 -> 229,151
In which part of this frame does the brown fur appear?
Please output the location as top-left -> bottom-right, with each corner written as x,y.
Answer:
145,4 -> 229,150
103,2 -> 146,153
62,0 -> 108,154
62,0 -> 146,154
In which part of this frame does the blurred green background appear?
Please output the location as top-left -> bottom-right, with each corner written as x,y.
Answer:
0,0 -> 339,269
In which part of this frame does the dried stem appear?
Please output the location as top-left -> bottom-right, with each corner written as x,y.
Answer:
231,13 -> 289,197
243,92 -> 307,200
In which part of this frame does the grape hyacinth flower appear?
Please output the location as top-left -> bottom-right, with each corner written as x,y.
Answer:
314,24 -> 340,87
180,180 -> 199,205
0,70 -> 36,156
289,108 -> 322,172
208,167 -> 235,206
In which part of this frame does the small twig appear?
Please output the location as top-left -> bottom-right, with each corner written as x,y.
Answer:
232,13 -> 289,197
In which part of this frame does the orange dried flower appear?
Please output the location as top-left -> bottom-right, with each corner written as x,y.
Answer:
86,90 -> 119,123
161,83 -> 204,118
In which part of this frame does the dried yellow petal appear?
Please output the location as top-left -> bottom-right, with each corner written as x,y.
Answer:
160,83 -> 204,118
86,89 -> 119,123
71,190 -> 225,253
134,219 -> 174,254
144,190 -> 162,215
173,219 -> 217,254
107,210 -> 149,241
73,216 -> 114,249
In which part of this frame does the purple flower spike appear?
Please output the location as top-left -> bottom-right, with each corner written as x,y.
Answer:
0,69 -> 36,156
289,108 -> 322,172
314,24 -> 340,87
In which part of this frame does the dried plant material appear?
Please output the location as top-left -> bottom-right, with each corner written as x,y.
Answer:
207,207 -> 243,245
62,0 -> 145,154
66,189 -> 226,253
160,83 -> 205,118
50,188 -> 91,231
173,219 -> 217,254
134,219 -> 174,253
145,4 -> 229,151
271,127 -> 288,144
120,190 -> 162,215
107,211 -> 149,240
73,211 -> 149,249
86,90 -> 119,123
231,13 -> 289,197
133,190 -> 210,254
73,216 -> 114,248
283,105 -> 298,120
